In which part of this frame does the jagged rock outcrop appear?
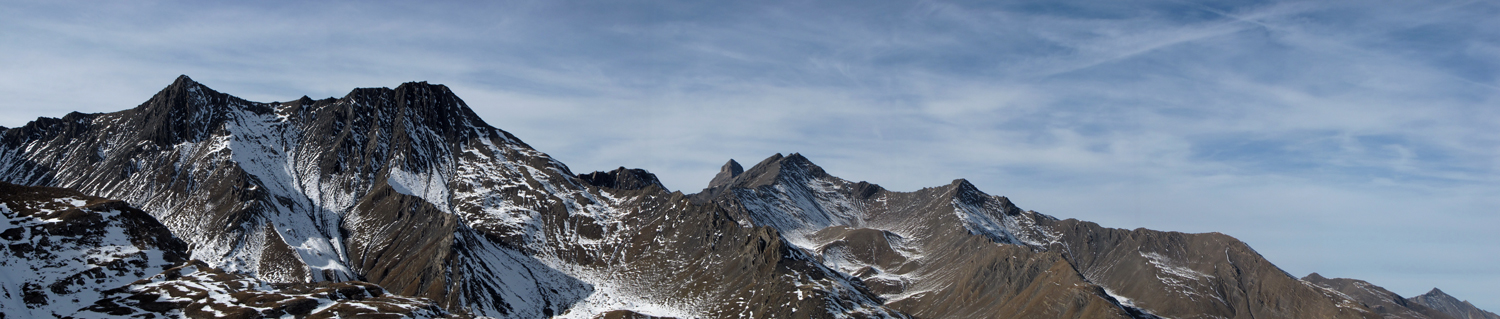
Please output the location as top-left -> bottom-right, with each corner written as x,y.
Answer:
1409,288 -> 1500,319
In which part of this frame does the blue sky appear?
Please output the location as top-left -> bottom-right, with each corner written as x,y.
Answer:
4,0 -> 1498,310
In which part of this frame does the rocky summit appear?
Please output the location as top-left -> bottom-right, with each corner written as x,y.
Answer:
0,76 -> 1493,318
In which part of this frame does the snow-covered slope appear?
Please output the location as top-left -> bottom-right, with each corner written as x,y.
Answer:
74,260 -> 449,318
0,182 -> 186,318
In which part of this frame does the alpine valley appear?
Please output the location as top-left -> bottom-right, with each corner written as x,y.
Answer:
0,76 -> 1493,319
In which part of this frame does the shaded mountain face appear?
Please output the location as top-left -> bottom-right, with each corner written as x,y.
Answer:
1409,288 -> 1500,319
1,76 -> 1492,318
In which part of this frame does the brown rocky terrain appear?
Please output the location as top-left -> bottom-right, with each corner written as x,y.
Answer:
1408,288 -> 1500,319
692,153 -> 1385,319
1302,273 -> 1457,319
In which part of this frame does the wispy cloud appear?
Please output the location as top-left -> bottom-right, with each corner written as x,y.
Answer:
2,0 -> 1498,309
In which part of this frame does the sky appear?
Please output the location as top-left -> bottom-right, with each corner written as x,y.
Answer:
3,0 -> 1498,310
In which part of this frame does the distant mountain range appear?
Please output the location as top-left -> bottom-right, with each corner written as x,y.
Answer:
1,75 -> 1493,318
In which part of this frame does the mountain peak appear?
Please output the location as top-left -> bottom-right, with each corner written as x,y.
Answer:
950,178 -> 994,206
708,159 -> 744,189
384,81 -> 473,117
783,152 -> 810,163
1424,288 -> 1448,297
171,74 -> 197,86
1409,287 -> 1500,319
578,167 -> 665,191
331,80 -> 513,147
393,80 -> 444,91
746,152 -> 831,186
689,153 -> 835,203
723,159 -> 744,174
125,75 -> 242,145
159,74 -> 209,94
1302,272 -> 1328,282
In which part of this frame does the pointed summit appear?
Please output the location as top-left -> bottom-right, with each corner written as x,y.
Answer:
171,74 -> 197,86
782,152 -> 811,164
127,75 -> 240,145
1409,287 -> 1500,319
1425,288 -> 1449,297
708,159 -> 744,189
1302,272 -> 1328,282
735,152 -> 833,188
690,153 -> 834,203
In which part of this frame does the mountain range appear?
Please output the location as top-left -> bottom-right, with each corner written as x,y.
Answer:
0,75 -> 1493,318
